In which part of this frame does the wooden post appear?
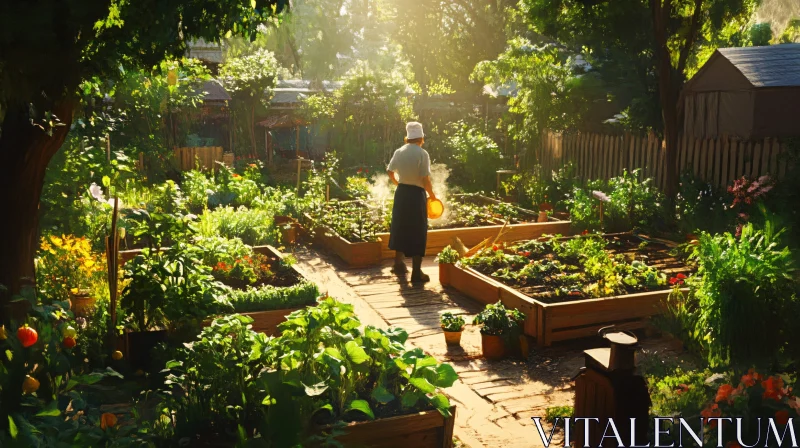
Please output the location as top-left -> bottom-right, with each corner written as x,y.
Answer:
295,126 -> 300,159
106,197 -> 120,354
296,158 -> 303,194
264,128 -> 269,162
106,134 -> 111,161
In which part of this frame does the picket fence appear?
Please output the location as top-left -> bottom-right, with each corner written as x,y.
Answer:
537,131 -> 789,190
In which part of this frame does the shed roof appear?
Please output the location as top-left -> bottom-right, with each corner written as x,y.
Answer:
717,44 -> 800,88
199,79 -> 231,102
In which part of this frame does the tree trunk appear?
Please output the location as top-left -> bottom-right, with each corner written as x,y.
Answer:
650,0 -> 681,201
250,104 -> 257,157
0,99 -> 74,320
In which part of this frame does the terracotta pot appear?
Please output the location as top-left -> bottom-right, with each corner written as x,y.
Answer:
481,333 -> 506,359
537,211 -> 549,223
70,294 -> 97,317
275,216 -> 298,245
439,263 -> 453,286
443,330 -> 462,345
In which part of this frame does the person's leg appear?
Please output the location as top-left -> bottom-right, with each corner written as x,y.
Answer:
410,256 -> 430,283
392,251 -> 407,274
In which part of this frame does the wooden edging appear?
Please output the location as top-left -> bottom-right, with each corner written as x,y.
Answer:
303,194 -> 574,267
442,263 -> 688,347
314,406 -> 456,448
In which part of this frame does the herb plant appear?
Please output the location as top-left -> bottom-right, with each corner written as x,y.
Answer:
435,246 -> 461,264
440,312 -> 466,332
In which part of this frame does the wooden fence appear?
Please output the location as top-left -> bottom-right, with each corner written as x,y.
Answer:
537,131 -> 789,190
173,146 -> 225,172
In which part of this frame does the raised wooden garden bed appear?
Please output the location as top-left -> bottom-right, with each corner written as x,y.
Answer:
120,245 -> 316,337
443,234 -> 692,346
315,406 -> 456,448
304,194 -> 572,268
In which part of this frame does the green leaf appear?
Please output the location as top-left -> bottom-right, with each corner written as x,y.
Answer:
8,416 -> 18,438
371,385 -> 395,404
415,356 -> 438,369
102,175 -> 111,187
303,381 -> 329,397
344,341 -> 370,365
35,402 -> 62,417
409,377 -> 436,394
429,393 -> 451,415
433,364 -> 458,388
324,347 -> 344,361
345,399 -> 374,420
401,390 -> 422,408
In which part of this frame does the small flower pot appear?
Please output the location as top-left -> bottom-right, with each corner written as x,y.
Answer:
439,263 -> 453,286
443,329 -> 462,346
70,293 -> 97,318
481,333 -> 506,360
537,211 -> 549,223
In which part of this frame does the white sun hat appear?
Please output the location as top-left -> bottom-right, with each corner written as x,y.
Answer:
406,122 -> 424,140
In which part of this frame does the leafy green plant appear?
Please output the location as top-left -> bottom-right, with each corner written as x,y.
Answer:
544,406 -> 574,423
158,314 -> 273,443
227,282 -> 320,313
274,298 -> 457,426
472,301 -> 525,341
442,121 -> 505,193
676,221 -> 798,368
195,206 -> 279,246
120,244 -> 233,331
439,312 -> 465,332
567,170 -> 665,233
435,246 -> 461,264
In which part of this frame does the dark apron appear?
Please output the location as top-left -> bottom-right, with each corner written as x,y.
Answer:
389,183 -> 427,257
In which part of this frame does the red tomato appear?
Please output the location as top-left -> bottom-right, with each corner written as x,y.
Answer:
17,326 -> 38,348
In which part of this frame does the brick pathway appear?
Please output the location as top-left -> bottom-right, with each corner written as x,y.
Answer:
289,245 -> 686,448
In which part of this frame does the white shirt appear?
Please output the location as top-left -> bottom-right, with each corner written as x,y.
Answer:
387,144 -> 431,189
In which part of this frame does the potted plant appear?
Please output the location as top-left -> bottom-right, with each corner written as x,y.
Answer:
440,312 -> 465,345
472,301 -> 525,360
434,245 -> 461,287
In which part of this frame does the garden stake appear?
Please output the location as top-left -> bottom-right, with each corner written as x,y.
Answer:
106,196 -> 120,355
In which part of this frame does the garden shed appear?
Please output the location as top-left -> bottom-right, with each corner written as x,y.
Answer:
681,43 -> 800,140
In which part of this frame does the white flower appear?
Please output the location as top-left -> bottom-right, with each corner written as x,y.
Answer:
592,191 -> 610,202
89,183 -> 105,202
185,214 -> 198,220
107,198 -> 124,209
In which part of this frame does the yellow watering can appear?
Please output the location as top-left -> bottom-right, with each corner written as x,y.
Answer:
427,198 -> 444,219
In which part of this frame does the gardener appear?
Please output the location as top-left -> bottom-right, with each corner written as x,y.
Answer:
386,121 -> 438,283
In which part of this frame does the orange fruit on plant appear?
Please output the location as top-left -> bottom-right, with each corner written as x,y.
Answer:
63,337 -> 76,349
0,325 -> 7,341
17,326 -> 38,348
22,376 -> 40,394
100,413 -> 118,430
112,350 -> 123,360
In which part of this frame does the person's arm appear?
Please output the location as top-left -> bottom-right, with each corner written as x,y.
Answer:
422,176 -> 436,201
387,170 -> 399,186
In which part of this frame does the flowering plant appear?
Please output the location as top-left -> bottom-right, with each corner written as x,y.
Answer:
36,235 -> 105,301
700,370 -> 799,447
728,175 -> 774,235
211,253 -> 273,286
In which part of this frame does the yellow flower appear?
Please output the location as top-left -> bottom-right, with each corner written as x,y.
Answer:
70,288 -> 79,295
50,235 -> 63,248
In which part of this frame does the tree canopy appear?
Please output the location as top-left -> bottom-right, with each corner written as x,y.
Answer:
0,0 -> 288,298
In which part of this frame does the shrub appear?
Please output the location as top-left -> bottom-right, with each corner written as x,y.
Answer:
444,121 -> 505,193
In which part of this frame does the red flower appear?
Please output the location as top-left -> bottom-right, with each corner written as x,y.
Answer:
676,384 -> 690,395
715,384 -> 736,404
669,277 -> 685,286
492,245 -> 499,251
676,273 -> 686,279
524,251 -> 531,257
357,168 -> 362,173
701,404 -> 721,426
763,376 -> 785,401
741,369 -> 762,387
775,410 -> 790,426
581,230 -> 589,235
